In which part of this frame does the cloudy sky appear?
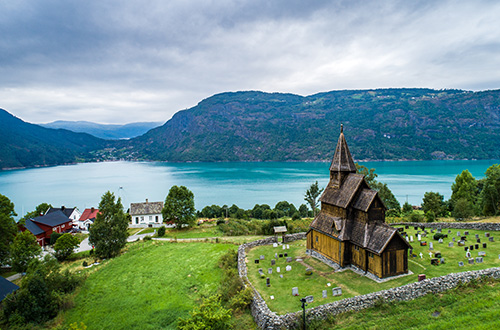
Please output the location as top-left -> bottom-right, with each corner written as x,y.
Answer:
1,0 -> 500,124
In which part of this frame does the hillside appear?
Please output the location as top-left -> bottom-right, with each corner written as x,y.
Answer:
127,88 -> 500,162
0,109 -> 108,169
40,120 -> 163,140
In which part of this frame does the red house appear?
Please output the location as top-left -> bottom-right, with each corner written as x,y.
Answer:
20,210 -> 73,247
78,207 -> 100,230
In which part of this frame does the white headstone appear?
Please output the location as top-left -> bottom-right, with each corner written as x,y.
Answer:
429,252 -> 433,258
268,268 -> 272,274
292,287 -> 299,296
283,245 -> 286,250
417,234 -> 422,241
286,265 -> 292,271
466,251 -> 471,258
277,267 -> 281,273
322,290 -> 327,298
429,242 -> 434,250
457,231 -> 461,236
270,295 -> 274,300
478,251 -> 486,257
419,252 -> 423,259
287,244 -> 290,249
410,236 -> 414,242
327,282 -> 331,287
332,287 -> 342,296
438,238 -> 443,243
273,243 -> 278,248
458,261 -> 464,267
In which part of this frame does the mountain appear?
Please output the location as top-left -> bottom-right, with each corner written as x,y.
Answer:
0,109 -> 108,169
40,121 -> 163,140
127,88 -> 500,162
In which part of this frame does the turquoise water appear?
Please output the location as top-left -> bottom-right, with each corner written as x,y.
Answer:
0,160 -> 498,218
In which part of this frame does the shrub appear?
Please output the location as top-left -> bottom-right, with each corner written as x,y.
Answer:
216,218 -> 226,225
82,261 -> 88,267
433,233 -> 446,241
143,236 -> 152,241
157,226 -> 166,237
178,295 -> 231,330
229,286 -> 253,311
50,232 -> 63,245
291,212 -> 301,220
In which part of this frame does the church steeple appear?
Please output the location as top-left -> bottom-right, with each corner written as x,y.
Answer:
329,124 -> 356,186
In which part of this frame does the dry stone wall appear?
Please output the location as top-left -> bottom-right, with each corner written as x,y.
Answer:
391,222 -> 500,231
238,225 -> 500,329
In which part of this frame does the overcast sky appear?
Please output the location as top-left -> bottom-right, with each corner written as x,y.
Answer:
1,0 -> 500,124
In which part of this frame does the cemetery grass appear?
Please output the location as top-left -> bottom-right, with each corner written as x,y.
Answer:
320,277 -> 500,330
62,241 -> 238,329
246,227 -> 500,314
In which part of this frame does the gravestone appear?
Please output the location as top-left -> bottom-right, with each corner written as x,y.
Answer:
279,254 -> 283,258
280,274 -> 283,278
305,268 -> 313,275
286,244 -> 289,249
418,234 -> 422,241
431,258 -> 439,265
277,267 -> 281,273
440,257 -> 445,264
410,236 -> 414,242
475,244 -> 479,249
448,242 -> 453,247
453,237 -> 456,242
477,239 -> 481,243
258,269 -> 264,277
470,245 -> 474,251
438,238 -> 443,243
418,274 -> 426,281
420,241 -> 427,246
332,287 -> 342,296
458,240 -> 465,246
286,257 -> 292,262
437,228 -> 442,233
435,252 -> 442,258
429,242 -> 434,250
283,245 -> 286,250
414,226 -> 418,230
461,236 -> 467,241
268,268 -> 272,274
305,295 -> 314,303
260,255 -> 265,260
255,259 -> 260,264
458,261 -> 464,267
483,243 -> 487,248
292,287 -> 299,296
448,229 -> 452,234
296,258 -> 303,262
270,295 -> 274,300
464,246 -> 469,251
406,236 -> 409,242
266,278 -> 270,287
275,253 -> 278,258
489,237 -> 495,242
466,251 -> 471,258
486,232 -> 490,237
271,259 -> 276,266
468,258 -> 475,264
405,225 -> 409,229
431,229 -> 434,233
273,243 -> 278,248
478,251 -> 486,257
322,290 -> 327,298
464,231 -> 469,235
457,231 -> 461,236
286,265 -> 292,271
284,253 -> 288,257
475,234 -> 479,239
476,257 -> 483,263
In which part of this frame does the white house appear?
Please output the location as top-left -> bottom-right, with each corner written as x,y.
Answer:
129,199 -> 165,228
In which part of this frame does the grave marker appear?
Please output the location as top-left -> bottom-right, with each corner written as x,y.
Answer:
429,242 -> 434,250
466,251 -> 471,258
477,239 -> 481,243
332,287 -> 342,296
459,261 -> 464,267
306,295 -> 314,303
489,237 -> 495,242
483,243 -> 487,248
440,257 -> 445,264
468,258 -> 475,264
280,274 -> 283,278
322,290 -> 327,298
282,245 -> 286,250
475,244 -> 479,249
431,258 -> 439,265
478,251 -> 486,257
465,231 -> 469,235
452,237 -> 456,242
268,268 -> 272,274
457,231 -> 461,236
266,278 -> 270,287
273,243 -> 278,248
437,228 -> 442,233
418,234 -> 422,241
438,238 -> 443,243
279,254 -> 283,258
448,229 -> 452,234
286,265 -> 292,271
255,259 -> 259,264
292,287 -> 299,296
277,267 -> 281,273
476,257 -> 483,263
470,245 -> 474,251
275,253 -> 278,258
284,253 -> 288,257
260,255 -> 265,260
271,259 -> 276,266
475,234 -> 479,239
410,236 -> 414,242
286,244 -> 290,249
286,257 -> 292,262
448,242 -> 453,247
486,232 -> 490,237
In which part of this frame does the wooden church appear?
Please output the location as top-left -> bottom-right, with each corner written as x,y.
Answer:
306,126 -> 411,278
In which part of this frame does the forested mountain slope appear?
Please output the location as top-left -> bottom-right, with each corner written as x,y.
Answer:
127,89 -> 500,162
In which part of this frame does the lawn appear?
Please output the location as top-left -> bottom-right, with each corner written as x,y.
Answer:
63,241 -> 237,329
157,224 -> 223,239
246,227 -> 500,314
320,278 -> 500,330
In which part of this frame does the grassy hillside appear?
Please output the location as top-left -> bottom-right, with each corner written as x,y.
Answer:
63,241 -> 238,329
127,89 -> 500,162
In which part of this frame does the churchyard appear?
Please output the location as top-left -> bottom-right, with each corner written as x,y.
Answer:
246,227 -> 500,314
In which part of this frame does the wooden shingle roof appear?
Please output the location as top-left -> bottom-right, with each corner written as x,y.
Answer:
329,127 -> 357,173
320,173 -> 364,208
130,201 -> 164,216
309,212 -> 343,237
352,188 -> 378,212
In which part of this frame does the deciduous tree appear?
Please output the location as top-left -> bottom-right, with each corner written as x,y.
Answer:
162,185 -> 196,228
422,191 -> 447,217
54,233 -> 80,261
480,164 -> 500,216
89,191 -> 128,258
304,181 -> 323,217
10,231 -> 41,272
0,194 -> 17,265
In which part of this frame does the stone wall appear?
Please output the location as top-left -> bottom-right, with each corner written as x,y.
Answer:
238,227 -> 500,329
391,222 -> 500,231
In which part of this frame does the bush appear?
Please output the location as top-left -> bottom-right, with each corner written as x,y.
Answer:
157,226 -> 166,237
291,212 -> 301,220
216,218 -> 226,225
229,286 -> 253,311
143,236 -> 152,241
433,233 -> 446,241
82,261 -> 88,267
178,295 -> 231,330
50,232 -> 63,245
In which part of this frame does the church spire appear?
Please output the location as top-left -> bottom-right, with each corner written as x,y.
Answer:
330,124 -> 356,177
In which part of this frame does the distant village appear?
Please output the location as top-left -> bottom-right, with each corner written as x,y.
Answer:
19,199 -> 170,248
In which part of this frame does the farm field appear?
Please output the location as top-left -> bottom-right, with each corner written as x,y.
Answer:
246,227 -> 500,314
63,241 -> 238,329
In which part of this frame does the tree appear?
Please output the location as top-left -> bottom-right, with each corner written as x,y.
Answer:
298,204 -> 309,217
422,191 -> 447,217
0,194 -> 17,265
10,231 -> 42,272
356,164 -> 401,215
450,170 -> 478,216
20,202 -> 52,223
452,198 -> 475,221
274,201 -> 297,217
54,233 -> 80,261
480,164 -> 500,216
402,201 -> 413,215
304,181 -> 324,217
89,191 -> 128,258
162,185 -> 196,228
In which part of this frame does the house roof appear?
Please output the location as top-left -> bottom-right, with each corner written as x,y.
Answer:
320,173 -> 364,208
32,210 -> 71,227
309,212 -> 343,238
0,277 -> 19,301
24,219 -> 45,236
130,201 -> 164,216
329,125 -> 357,173
47,207 -> 77,218
80,208 -> 99,221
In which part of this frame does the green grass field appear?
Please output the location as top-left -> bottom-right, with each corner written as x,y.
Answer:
246,227 -> 500,314
63,241 -> 237,329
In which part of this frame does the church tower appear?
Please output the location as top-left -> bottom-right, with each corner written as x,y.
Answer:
329,124 -> 357,188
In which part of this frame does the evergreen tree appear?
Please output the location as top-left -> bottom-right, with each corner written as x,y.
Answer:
450,170 -> 478,215
0,194 -> 17,265
162,185 -> 196,228
89,191 -> 128,258
422,191 -> 447,217
480,164 -> 500,216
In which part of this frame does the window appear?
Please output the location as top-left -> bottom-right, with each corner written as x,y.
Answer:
368,252 -> 374,258
149,216 -> 152,221
140,216 -> 144,222
155,215 -> 159,222
136,217 -> 139,224
315,236 -> 318,242
354,245 -> 359,251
